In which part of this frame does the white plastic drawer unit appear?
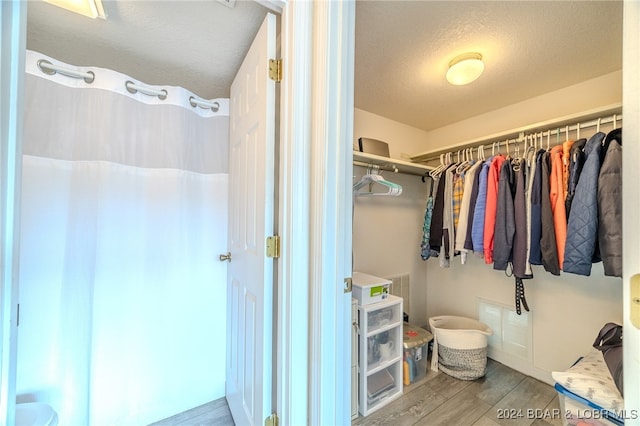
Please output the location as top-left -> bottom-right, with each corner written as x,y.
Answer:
357,295 -> 403,416
352,272 -> 391,306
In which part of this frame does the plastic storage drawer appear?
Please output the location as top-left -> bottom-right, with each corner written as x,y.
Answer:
555,383 -> 624,426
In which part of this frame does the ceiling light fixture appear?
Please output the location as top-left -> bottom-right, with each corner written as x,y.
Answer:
43,0 -> 107,19
446,52 -> 484,86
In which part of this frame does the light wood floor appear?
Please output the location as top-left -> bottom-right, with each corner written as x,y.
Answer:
352,358 -> 562,426
149,398 -> 234,426
150,358 -> 562,426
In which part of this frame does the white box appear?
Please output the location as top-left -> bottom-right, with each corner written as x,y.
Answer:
352,272 -> 391,306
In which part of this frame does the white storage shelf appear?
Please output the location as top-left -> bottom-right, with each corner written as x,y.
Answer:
358,295 -> 403,417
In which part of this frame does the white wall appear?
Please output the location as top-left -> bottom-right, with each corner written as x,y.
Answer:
353,70 -> 624,384
352,110 -> 430,325
420,70 -> 622,152
355,109 -> 431,159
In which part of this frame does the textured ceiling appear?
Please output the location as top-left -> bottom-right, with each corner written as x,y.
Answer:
355,1 -> 623,132
26,0 -> 623,133
26,0 -> 270,100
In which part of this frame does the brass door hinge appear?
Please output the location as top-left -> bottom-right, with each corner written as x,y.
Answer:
265,413 -> 279,426
266,235 -> 281,258
269,58 -> 282,82
344,277 -> 352,293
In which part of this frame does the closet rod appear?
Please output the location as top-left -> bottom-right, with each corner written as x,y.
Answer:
410,103 -> 622,163
353,160 -> 399,174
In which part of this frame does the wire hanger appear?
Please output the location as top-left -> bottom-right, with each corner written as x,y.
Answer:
353,167 -> 402,197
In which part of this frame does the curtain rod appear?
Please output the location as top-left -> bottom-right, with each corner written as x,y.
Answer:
410,104 -> 622,163
36,58 -> 219,111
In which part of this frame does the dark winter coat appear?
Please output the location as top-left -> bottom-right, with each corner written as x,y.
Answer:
493,160 -> 515,271
513,164 -> 531,278
529,150 -> 545,265
540,151 -> 560,275
566,138 -> 587,218
598,129 -> 622,277
563,132 -> 606,276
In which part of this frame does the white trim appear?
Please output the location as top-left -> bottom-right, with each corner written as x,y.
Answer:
277,1 -> 312,425
0,1 -> 26,425
308,1 -> 355,425
623,1 -> 640,423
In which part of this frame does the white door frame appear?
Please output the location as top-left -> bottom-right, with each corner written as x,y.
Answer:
0,2 -> 26,425
622,1 -> 640,423
277,1 -> 354,424
0,1 -> 357,424
276,2 -> 311,424
306,1 -> 354,425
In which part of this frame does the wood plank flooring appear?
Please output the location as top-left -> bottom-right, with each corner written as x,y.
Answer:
149,358 -> 562,426
353,358 -> 563,426
149,398 -> 234,426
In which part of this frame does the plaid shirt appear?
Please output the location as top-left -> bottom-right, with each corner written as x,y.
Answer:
452,172 -> 465,237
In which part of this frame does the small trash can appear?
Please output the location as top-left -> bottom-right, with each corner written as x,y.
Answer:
402,322 -> 433,385
429,315 -> 493,380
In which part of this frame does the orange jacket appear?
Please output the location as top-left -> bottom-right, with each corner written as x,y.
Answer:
483,155 -> 505,264
550,145 -> 567,268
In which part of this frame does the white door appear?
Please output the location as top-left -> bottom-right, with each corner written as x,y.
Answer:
225,13 -> 276,426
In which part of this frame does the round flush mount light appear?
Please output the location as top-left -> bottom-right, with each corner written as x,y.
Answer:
446,52 -> 484,85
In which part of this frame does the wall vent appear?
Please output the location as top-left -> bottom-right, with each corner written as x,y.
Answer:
478,299 -> 532,362
387,274 -> 410,317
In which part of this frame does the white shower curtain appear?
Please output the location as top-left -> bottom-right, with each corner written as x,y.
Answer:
17,51 -> 229,425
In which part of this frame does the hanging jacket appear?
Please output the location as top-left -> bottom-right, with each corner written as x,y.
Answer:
566,138 -> 587,218
562,139 -> 575,201
484,155 -> 506,264
529,150 -> 545,266
598,129 -> 622,277
441,165 -> 457,266
549,145 -> 568,269
464,164 -> 483,251
456,161 -> 482,263
471,157 -> 493,254
563,132 -> 605,276
513,162 -> 532,278
540,151 -> 560,275
420,178 -> 435,260
524,148 -> 537,276
429,174 -> 446,253
493,160 -> 515,271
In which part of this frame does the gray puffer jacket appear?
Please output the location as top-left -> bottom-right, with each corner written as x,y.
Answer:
598,129 -> 622,277
563,132 -> 606,276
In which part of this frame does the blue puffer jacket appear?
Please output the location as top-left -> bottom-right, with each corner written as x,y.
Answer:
563,132 -> 606,275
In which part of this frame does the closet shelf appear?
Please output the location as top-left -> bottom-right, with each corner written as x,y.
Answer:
353,151 -> 433,176
409,103 -> 622,163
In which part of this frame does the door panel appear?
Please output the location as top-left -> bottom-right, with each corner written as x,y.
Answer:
225,12 -> 276,426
